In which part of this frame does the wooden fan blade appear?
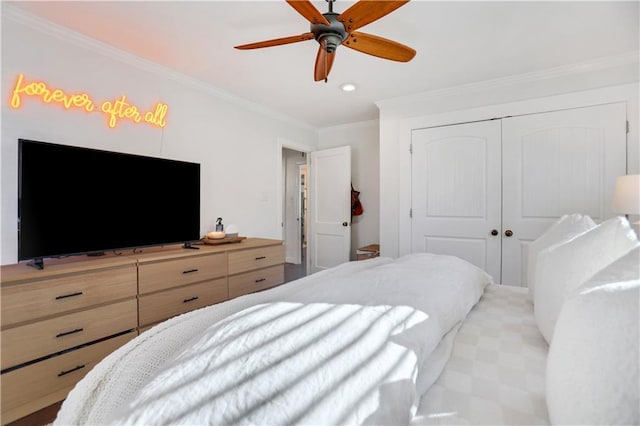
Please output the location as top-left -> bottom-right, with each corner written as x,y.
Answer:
338,0 -> 409,32
343,31 -> 415,62
286,0 -> 330,25
235,32 -> 314,50
314,46 -> 336,81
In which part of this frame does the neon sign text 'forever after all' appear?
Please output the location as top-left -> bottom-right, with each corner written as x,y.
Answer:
9,74 -> 168,129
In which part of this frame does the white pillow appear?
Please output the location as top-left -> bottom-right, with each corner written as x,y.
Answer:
546,247 -> 640,425
527,214 -> 596,297
575,245 -> 640,291
533,216 -> 638,343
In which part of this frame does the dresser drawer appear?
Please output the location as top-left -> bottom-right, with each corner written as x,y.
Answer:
1,299 -> 137,370
138,278 -> 228,326
1,266 -> 137,327
0,332 -> 134,424
228,245 -> 285,275
228,265 -> 284,299
138,253 -> 227,294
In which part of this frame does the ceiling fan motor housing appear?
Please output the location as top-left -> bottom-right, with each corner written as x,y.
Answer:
311,12 -> 348,53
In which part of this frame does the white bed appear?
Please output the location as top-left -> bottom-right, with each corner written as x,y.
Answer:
55,253 -> 491,425
53,215 -> 639,425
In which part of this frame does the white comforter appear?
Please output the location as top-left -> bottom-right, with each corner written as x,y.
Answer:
55,253 -> 491,425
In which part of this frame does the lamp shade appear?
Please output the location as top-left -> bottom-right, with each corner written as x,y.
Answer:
613,174 -> 640,215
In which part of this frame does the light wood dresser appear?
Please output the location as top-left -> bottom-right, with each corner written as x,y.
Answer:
0,238 -> 284,425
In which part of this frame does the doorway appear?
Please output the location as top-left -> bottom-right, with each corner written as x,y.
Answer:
282,147 -> 307,282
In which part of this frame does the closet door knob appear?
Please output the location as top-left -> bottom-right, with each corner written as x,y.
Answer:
490,229 -> 498,236
342,222 -> 349,227
505,230 -> 513,237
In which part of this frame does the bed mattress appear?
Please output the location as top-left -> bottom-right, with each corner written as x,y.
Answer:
54,254 -> 492,425
413,284 -> 550,425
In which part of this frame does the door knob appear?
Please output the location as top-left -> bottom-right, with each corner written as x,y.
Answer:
342,222 -> 349,227
490,229 -> 498,236
505,230 -> 513,237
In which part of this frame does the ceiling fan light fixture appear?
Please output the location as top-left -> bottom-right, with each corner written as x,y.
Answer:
340,83 -> 357,92
236,0 -> 415,82
317,33 -> 344,53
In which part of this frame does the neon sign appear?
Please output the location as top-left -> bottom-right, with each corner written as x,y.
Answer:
9,73 -> 168,129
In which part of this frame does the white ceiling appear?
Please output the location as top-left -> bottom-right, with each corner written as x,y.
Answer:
8,1 -> 639,128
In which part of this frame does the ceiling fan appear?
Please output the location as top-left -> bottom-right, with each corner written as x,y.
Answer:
234,0 -> 416,82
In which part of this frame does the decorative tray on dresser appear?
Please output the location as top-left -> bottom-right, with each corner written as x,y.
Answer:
201,236 -> 247,245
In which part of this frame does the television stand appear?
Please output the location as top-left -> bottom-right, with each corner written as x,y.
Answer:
0,238 -> 284,425
183,242 -> 200,250
27,258 -> 44,270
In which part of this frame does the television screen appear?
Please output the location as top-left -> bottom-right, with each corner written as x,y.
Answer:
18,139 -> 201,262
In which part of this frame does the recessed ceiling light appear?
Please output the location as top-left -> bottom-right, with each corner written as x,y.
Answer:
340,83 -> 357,92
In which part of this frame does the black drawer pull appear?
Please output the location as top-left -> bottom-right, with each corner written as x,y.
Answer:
55,291 -> 83,300
182,269 -> 199,274
56,328 -> 84,338
255,256 -> 266,260
255,278 -> 266,283
58,364 -> 85,377
183,296 -> 199,303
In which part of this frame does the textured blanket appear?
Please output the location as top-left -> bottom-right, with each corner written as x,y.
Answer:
55,253 -> 490,425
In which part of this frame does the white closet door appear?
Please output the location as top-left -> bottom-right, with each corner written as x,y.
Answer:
501,102 -> 627,286
411,120 -> 502,281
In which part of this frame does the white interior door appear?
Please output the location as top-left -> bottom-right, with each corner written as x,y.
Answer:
501,102 -> 627,286
411,120 -> 502,281
309,146 -> 351,273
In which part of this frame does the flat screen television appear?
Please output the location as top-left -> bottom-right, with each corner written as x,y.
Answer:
18,139 -> 201,267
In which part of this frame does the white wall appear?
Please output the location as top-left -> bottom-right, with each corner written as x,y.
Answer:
1,12 -> 318,265
377,54 -> 639,258
318,121 -> 380,260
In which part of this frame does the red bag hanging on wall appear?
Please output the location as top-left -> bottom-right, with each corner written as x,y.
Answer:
351,183 -> 363,217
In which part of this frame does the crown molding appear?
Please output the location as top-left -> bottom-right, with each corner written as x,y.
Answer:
376,51 -> 639,111
319,119 -> 379,134
3,4 -> 318,133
